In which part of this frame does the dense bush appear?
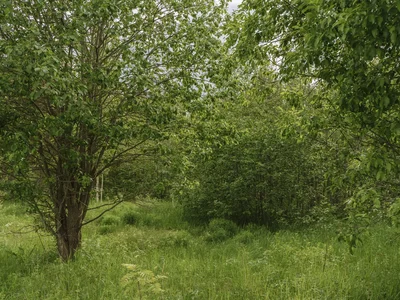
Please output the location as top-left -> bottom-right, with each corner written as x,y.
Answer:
174,82 -> 356,228
180,124 -> 324,228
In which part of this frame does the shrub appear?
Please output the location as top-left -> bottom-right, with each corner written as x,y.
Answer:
205,218 -> 239,242
178,99 -> 328,228
121,211 -> 137,225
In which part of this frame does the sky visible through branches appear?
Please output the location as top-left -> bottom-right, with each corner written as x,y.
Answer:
228,0 -> 241,12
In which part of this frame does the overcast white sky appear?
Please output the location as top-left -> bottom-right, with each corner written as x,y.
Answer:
228,0 -> 242,12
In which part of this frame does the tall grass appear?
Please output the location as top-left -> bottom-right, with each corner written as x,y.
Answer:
1,200 -> 400,299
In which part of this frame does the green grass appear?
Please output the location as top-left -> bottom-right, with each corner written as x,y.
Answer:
1,200 -> 400,299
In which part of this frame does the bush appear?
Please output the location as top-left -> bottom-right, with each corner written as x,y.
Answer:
121,211 -> 137,225
205,218 -> 239,242
178,99 -> 328,228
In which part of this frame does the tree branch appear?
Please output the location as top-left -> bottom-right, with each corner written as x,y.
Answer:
81,199 -> 124,227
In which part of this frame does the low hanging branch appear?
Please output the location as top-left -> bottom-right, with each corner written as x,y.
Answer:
81,199 -> 125,228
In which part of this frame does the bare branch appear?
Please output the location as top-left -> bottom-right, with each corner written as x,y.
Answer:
81,200 -> 124,227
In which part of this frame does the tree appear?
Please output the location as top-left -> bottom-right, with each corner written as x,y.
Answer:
0,0 -> 227,261
229,0 -> 400,217
177,67 -> 337,227
231,0 -> 400,154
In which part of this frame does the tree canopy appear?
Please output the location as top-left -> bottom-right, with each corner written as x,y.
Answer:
231,0 -> 400,138
228,0 -> 400,215
3,0 -> 400,261
0,0 -> 227,260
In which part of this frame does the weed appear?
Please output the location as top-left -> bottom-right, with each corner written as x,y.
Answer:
121,211 -> 137,225
121,264 -> 167,299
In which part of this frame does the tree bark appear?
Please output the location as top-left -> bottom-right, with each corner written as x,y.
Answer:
55,189 -> 91,261
53,163 -> 93,261
56,213 -> 82,261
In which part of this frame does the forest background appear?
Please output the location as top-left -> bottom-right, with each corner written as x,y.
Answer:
1,0 -> 400,299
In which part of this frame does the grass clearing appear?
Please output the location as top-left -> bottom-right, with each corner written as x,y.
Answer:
1,200 -> 400,299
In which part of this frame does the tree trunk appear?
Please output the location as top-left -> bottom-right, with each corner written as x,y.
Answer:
56,213 -> 82,261
54,172 -> 92,261
55,202 -> 85,261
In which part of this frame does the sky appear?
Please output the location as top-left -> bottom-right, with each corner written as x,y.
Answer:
228,0 -> 242,12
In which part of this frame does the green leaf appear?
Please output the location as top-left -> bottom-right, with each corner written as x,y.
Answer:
390,26 -> 397,44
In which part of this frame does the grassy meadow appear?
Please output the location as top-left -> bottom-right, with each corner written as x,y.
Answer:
1,199 -> 400,299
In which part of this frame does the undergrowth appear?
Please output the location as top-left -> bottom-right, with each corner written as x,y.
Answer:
1,199 -> 400,299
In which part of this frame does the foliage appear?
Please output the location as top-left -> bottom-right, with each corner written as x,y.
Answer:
223,0 -> 400,248
121,264 -> 167,299
121,211 -> 137,226
179,75 -> 330,228
204,218 -> 239,242
105,157 -> 172,201
389,197 -> 400,226
103,137 -> 184,201
0,0 -> 227,260
231,0 -> 400,190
